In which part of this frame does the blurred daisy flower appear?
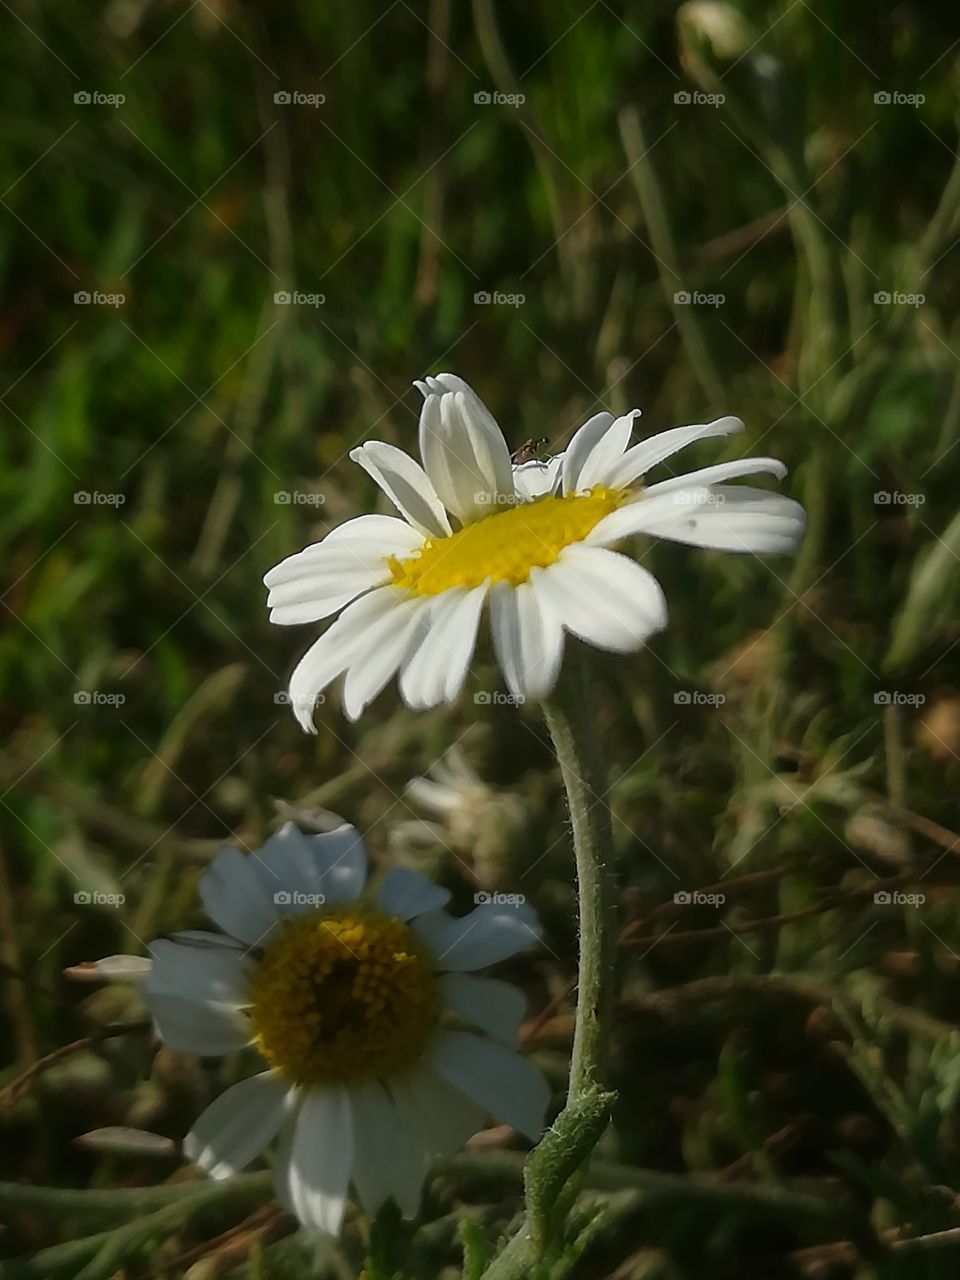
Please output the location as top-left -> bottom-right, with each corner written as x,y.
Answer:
136,823 -> 548,1235
391,745 -> 528,888
265,374 -> 804,728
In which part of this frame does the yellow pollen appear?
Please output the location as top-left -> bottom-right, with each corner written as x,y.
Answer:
249,910 -> 438,1085
388,487 -> 627,594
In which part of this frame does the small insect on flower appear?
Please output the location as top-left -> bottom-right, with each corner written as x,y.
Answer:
122,823 -> 549,1236
510,436 -> 550,464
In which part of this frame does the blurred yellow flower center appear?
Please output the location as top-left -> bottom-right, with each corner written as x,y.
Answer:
388,487 -> 626,594
249,910 -> 437,1084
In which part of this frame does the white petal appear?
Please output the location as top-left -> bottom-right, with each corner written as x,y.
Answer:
603,416 -> 744,490
571,410 -> 640,491
489,578 -> 565,701
144,938 -> 251,1005
286,586 -> 410,732
377,866 -> 452,919
267,567 -> 387,627
145,993 -> 250,1055
143,938 -> 252,1055
418,374 -> 514,523
68,954 -> 153,982
390,1065 -> 487,1158
512,454 -> 563,502
184,1072 -> 293,1180
264,516 -> 423,588
428,1031 -> 550,1142
596,485 -> 805,554
252,822 -> 367,910
399,585 -> 488,709
584,486 -> 713,546
350,1079 -> 428,1218
341,595 -> 433,721
413,900 -> 542,971
534,546 -> 667,654
350,442 -> 451,539
643,456 -> 787,496
560,411 -> 616,495
520,573 -> 565,698
404,776 -> 461,815
440,973 -> 528,1044
276,1087 -> 352,1235
197,848 -> 279,946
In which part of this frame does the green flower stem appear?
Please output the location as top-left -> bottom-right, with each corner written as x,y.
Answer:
540,659 -> 618,1097
483,657 -> 618,1279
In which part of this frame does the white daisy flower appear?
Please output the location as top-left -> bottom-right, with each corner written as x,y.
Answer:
265,373 -> 804,729
139,823 -> 548,1235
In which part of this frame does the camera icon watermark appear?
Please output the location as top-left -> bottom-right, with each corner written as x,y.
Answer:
273,290 -> 324,307
274,890 -> 326,907
873,290 -> 924,307
674,289 -> 724,308
274,690 -> 326,707
873,490 -> 925,506
474,891 -> 526,906
474,690 -> 526,706
873,890 -> 925,906
73,690 -> 126,707
673,89 -> 724,107
74,889 -> 126,907
874,691 -> 925,708
673,690 -> 726,706
873,90 -> 924,106
473,289 -> 524,307
74,90 -> 125,107
673,890 -> 726,906
74,490 -> 125,506
74,290 -> 125,307
274,90 -> 325,107
473,89 -> 525,107
274,491 -> 325,506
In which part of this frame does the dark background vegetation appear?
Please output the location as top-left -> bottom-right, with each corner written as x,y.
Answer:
3,0 -> 960,1275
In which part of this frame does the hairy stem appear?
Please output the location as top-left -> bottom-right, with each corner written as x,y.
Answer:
483,657 -> 618,1279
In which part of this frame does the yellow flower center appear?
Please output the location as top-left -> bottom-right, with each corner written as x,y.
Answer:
249,910 -> 438,1085
388,487 -> 627,595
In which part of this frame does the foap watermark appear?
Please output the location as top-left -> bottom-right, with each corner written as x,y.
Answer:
475,491 -> 519,507
874,691 -> 925,708
274,90 -> 325,107
674,290 -> 725,308
874,90 -> 925,107
673,490 -> 725,507
274,491 -> 325,506
874,290 -> 924,308
874,490 -> 925,506
74,90 -> 125,107
274,890 -> 326,907
74,690 -> 126,707
474,891 -> 526,906
674,690 -> 726,707
475,690 -> 525,707
274,290 -> 325,307
474,290 -> 525,308
74,290 -> 125,307
474,89 -> 525,108
74,890 -> 125,907
674,890 -> 726,906
874,890 -> 925,906
674,89 -> 725,107
74,490 -> 125,506
274,690 -> 326,708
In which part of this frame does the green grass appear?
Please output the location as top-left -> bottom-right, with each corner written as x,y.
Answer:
3,0 -> 960,1275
